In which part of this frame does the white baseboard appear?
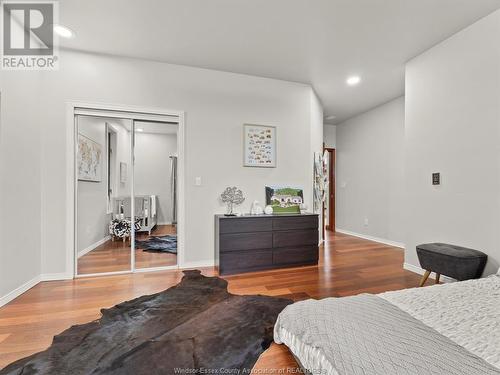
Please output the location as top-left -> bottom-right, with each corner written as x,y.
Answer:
78,236 -> 111,258
41,272 -> 73,281
0,275 -> 41,308
335,228 -> 405,249
157,222 -> 173,226
180,260 -> 214,269
403,262 -> 455,283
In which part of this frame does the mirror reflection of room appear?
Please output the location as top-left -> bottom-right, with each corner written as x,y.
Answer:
134,121 -> 178,269
76,117 -> 178,275
77,116 -> 132,275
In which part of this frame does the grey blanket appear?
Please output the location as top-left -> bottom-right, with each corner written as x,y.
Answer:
274,294 -> 500,375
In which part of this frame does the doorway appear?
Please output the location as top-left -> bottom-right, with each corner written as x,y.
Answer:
69,104 -> 185,277
323,148 -> 336,232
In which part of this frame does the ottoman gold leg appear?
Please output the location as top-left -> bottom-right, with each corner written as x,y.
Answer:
435,273 -> 441,284
420,270 -> 431,287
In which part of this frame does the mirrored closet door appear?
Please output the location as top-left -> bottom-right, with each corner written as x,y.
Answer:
75,110 -> 180,276
76,115 -> 133,275
133,121 -> 178,270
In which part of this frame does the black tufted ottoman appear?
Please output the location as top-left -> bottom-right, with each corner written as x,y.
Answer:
416,243 -> 487,286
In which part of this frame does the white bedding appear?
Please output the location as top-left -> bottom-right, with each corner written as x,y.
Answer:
381,275 -> 500,369
275,275 -> 500,374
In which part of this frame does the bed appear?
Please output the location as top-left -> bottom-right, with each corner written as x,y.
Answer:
274,273 -> 500,375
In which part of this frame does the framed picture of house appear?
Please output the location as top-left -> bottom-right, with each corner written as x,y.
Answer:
265,186 -> 303,214
77,134 -> 102,182
243,124 -> 276,168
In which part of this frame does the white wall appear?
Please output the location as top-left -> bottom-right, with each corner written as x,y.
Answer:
0,71 -> 43,302
135,133 -> 177,224
405,10 -> 500,276
0,49 -> 322,298
324,125 -> 336,148
336,97 -> 405,245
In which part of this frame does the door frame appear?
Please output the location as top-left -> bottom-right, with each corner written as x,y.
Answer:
66,101 -> 186,278
323,147 -> 336,232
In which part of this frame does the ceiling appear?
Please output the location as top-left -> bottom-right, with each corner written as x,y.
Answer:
59,0 -> 500,124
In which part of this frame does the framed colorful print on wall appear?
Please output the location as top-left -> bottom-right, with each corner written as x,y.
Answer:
77,133 -> 102,182
243,124 -> 276,168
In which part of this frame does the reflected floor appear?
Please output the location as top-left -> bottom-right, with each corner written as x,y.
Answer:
77,225 -> 177,275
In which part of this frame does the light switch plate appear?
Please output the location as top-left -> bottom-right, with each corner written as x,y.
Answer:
195,177 -> 202,186
432,173 -> 440,185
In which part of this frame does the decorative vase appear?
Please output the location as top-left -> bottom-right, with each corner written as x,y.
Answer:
250,200 -> 263,215
264,205 -> 273,215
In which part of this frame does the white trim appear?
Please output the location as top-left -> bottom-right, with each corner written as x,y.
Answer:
180,260 -> 215,269
335,228 -> 405,249
69,101 -> 183,118
67,101 -> 186,277
66,103 -> 76,279
134,265 -> 178,273
403,263 -> 455,283
130,119 -> 136,272
75,270 -> 131,279
0,275 -> 41,307
41,272 -> 73,281
73,108 -> 179,123
157,222 -> 173,226
77,236 -> 111,258
176,112 -> 186,268
0,272 -> 75,307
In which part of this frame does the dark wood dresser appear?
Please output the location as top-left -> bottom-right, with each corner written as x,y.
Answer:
215,213 -> 319,275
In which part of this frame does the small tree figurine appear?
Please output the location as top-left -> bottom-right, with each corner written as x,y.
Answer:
220,186 -> 245,216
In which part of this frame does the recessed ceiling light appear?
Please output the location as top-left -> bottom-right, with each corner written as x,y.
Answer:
346,76 -> 361,86
53,24 -> 75,39
136,128 -> 144,132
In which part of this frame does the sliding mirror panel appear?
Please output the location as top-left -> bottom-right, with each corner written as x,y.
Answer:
76,115 -> 133,275
133,121 -> 178,269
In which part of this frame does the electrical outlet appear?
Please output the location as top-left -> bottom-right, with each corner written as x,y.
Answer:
364,218 -> 369,226
195,177 -> 202,186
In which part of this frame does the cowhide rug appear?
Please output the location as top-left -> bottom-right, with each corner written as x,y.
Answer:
136,234 -> 177,254
0,270 -> 292,375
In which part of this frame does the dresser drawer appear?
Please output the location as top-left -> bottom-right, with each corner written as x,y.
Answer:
273,229 -> 318,248
272,216 -> 318,231
220,250 -> 273,274
220,232 -> 273,252
219,217 -> 272,234
273,246 -> 318,265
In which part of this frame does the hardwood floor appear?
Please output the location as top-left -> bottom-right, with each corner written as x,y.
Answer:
77,225 -> 177,274
0,231 -> 425,370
